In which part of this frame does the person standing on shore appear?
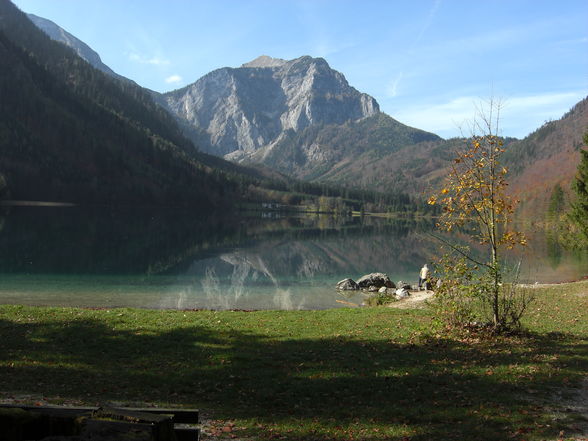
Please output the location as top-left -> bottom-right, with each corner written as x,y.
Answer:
418,264 -> 429,291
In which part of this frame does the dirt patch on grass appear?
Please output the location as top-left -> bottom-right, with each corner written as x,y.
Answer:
388,290 -> 434,309
546,377 -> 588,439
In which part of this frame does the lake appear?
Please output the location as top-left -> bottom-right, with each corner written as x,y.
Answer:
0,206 -> 586,310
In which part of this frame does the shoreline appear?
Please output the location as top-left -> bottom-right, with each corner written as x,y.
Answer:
0,280 -> 585,313
519,276 -> 588,288
0,200 -> 76,207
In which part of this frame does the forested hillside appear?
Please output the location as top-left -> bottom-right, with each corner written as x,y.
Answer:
0,0 -> 430,215
244,112 -> 441,185
6,0 -> 581,218
503,97 -> 588,218
0,0 -> 242,206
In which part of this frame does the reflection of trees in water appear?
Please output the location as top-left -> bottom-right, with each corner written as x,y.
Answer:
0,206 -> 9,235
545,231 -> 563,269
184,229 -> 442,306
228,257 -> 252,301
201,267 -> 226,310
5,207 -> 586,309
195,255 -> 305,310
0,206 -> 437,278
0,206 -> 244,274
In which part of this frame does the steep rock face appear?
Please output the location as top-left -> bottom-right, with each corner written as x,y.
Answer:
27,13 -> 122,79
162,55 -> 380,155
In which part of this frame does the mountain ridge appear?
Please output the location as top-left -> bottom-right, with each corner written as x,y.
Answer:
161,55 -> 381,156
0,0 -> 253,207
20,12 -> 449,191
19,6 -> 588,217
26,13 -> 129,83
241,55 -> 288,68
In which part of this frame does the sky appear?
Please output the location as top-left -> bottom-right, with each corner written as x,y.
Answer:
11,0 -> 588,139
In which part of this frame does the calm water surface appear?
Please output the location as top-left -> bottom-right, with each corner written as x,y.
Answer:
0,206 -> 585,310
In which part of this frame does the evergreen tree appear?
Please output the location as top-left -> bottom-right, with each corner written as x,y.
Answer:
569,132 -> 588,240
547,183 -> 565,222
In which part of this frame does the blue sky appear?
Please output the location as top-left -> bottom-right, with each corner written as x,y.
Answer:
12,0 -> 588,138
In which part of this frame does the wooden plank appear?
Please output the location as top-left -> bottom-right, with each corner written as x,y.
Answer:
118,407 -> 199,424
97,407 -> 173,424
0,404 -> 197,441
0,403 -> 96,417
174,427 -> 200,441
0,404 -> 199,424
81,418 -> 175,441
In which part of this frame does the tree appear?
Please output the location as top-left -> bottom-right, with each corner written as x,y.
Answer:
428,99 -> 529,330
569,131 -> 588,241
547,183 -> 565,222
0,173 -> 9,200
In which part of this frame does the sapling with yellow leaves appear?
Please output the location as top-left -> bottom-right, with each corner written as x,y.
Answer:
428,99 -> 531,331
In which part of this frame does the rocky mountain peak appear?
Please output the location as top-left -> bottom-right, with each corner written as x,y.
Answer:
162,55 -> 380,156
241,55 -> 287,68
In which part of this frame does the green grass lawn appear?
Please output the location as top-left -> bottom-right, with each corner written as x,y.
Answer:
0,281 -> 587,440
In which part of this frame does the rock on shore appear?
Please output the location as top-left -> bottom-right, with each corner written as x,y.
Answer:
356,273 -> 395,289
336,278 -> 359,290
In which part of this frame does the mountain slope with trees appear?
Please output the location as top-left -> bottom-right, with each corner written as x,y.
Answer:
259,114 -> 447,193
11,2 -> 587,218
26,13 -> 125,81
21,17 -> 446,198
503,97 -> 588,218
0,0 -> 243,206
0,0 -> 428,214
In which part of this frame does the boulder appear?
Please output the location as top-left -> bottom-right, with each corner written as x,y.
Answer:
336,278 -> 359,291
395,288 -> 410,299
378,286 -> 388,293
397,281 -> 412,290
356,273 -> 395,289
368,285 -> 379,292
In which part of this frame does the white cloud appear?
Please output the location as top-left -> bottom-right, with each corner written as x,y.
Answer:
393,96 -> 476,136
165,74 -> 182,84
380,1 -> 440,99
129,52 -> 170,66
413,0 -> 442,48
386,72 -> 404,98
557,37 -> 588,45
502,92 -> 583,110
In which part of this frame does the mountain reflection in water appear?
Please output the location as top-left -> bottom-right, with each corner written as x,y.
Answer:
0,207 -> 585,310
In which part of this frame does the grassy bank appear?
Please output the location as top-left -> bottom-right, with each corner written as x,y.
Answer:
1,281 -> 587,440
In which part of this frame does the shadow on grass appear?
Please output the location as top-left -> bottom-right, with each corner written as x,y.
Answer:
0,315 -> 586,440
